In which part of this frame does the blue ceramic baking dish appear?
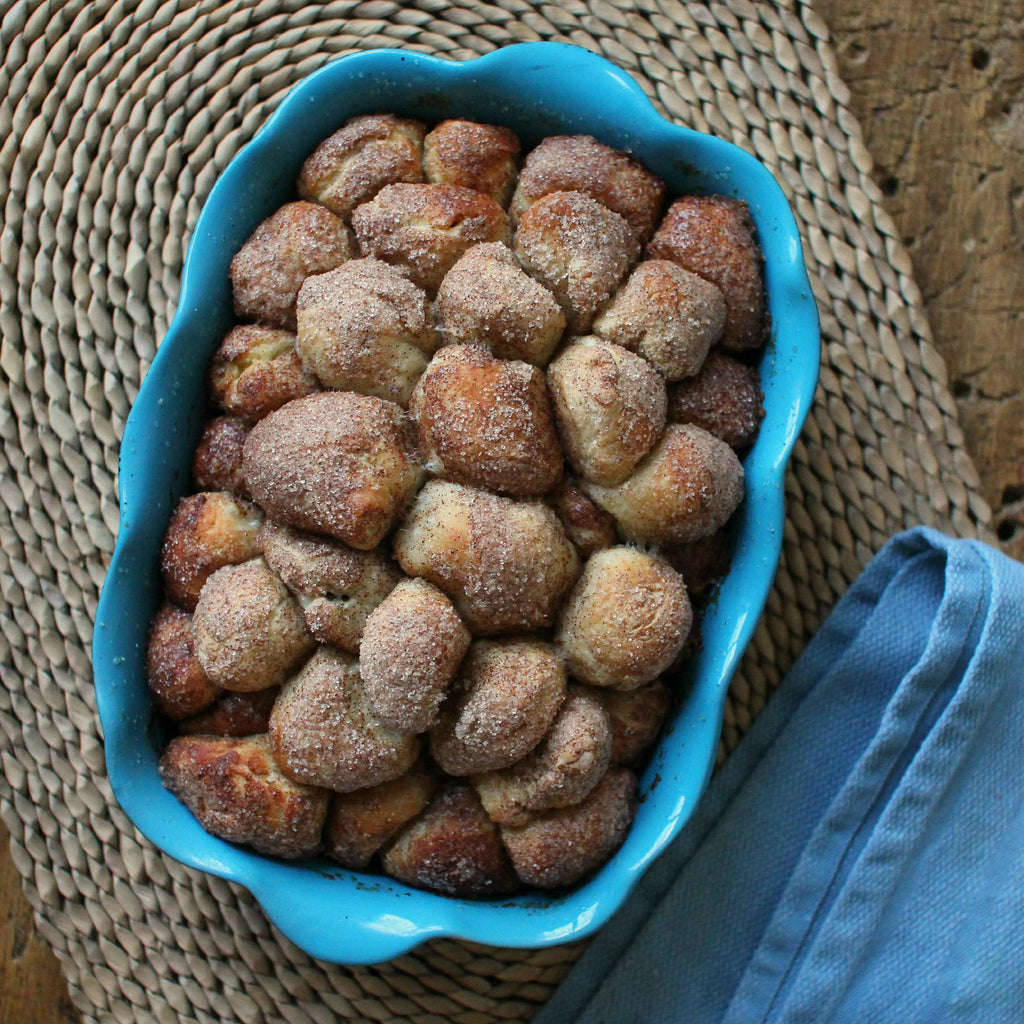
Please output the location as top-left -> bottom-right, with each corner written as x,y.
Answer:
93,41 -> 819,964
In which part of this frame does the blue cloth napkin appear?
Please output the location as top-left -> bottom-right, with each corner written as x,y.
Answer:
535,527 -> 1024,1024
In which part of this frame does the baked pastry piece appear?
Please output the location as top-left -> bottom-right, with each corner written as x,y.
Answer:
352,182 -> 512,293
585,423 -> 745,546
547,337 -> 667,487
410,344 -> 564,497
243,391 -> 424,551
663,526 -> 735,600
547,476 -> 619,558
295,257 -> 438,408
434,242 -> 566,366
359,577 -> 471,734
269,646 -> 420,793
230,201 -> 354,330
159,734 -> 329,860
192,557 -> 315,692
381,783 -> 519,898
423,119 -> 521,206
260,521 -> 401,653
297,113 -> 426,219
191,416 -> 249,495
160,491 -> 264,612
646,196 -> 767,352
178,687 -> 279,738
592,259 -> 726,381
597,680 -> 673,767
511,134 -> 666,242
392,480 -> 580,635
556,547 -> 692,690
514,190 -> 639,334
500,766 -> 637,888
146,603 -> 221,720
430,638 -> 567,776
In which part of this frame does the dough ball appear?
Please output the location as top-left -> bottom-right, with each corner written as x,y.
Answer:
352,182 -> 512,293
243,391 -> 424,551
423,119 -> 521,206
597,680 -> 673,767
584,423 -> 744,545
514,190 -> 639,334
359,578 -> 471,735
435,242 -> 566,366
160,491 -> 264,612
592,259 -> 726,380
410,344 -> 564,497
547,337 -> 667,487
159,734 -> 329,860
430,639 -> 567,776
297,113 -> 426,219
191,416 -> 249,496
146,603 -> 221,720
193,557 -> 315,692
230,201 -> 354,330
260,521 -> 402,653
511,134 -> 665,242
392,480 -> 580,635
178,687 -> 279,738
269,647 -> 421,793
546,476 -> 618,559
295,257 -> 438,408
646,196 -> 767,352
662,526 -> 735,600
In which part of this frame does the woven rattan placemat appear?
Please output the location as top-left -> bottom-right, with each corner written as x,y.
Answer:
0,1 -> 994,1021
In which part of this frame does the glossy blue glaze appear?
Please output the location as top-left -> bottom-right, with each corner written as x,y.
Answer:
93,42 -> 820,964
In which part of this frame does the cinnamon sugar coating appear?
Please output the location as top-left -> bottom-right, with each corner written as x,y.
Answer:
159,734 -> 329,860
392,480 -> 580,635
434,242 -> 566,366
514,190 -> 639,334
243,391 -> 424,551
359,578 -> 471,735
592,259 -> 726,381
352,183 -> 512,293
511,135 -> 666,242
430,638 -> 567,776
298,113 -> 426,219
146,603 -> 221,721
423,119 -> 521,206
410,345 -> 564,497
269,647 -> 421,793
547,337 -> 667,488
547,476 -> 619,558
597,680 -> 673,767
646,196 -> 767,352
230,201 -> 354,330
663,526 -> 735,600
191,416 -> 249,496
178,687 -> 279,738
295,257 -> 438,408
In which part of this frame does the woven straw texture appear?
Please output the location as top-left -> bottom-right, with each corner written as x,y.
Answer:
0,1 -> 994,1021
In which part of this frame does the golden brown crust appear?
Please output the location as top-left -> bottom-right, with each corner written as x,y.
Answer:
359,578 -> 471,735
381,783 -> 519,898
423,119 -> 521,206
297,113 -> 426,219
178,687 -> 279,738
514,190 -> 639,334
511,135 -> 666,242
352,183 -> 512,293
666,350 -> 765,450
392,480 -> 580,635
662,527 -> 735,600
191,416 -> 249,496
546,476 -> 619,559
192,557 -> 315,692
472,685 -> 612,826
592,259 -> 726,381
260,521 -> 401,653
268,647 -> 421,793
160,491 -> 264,612
546,337 -> 667,487
295,257 -> 438,408
434,242 -> 566,366
146,603 -> 221,720
242,391 -> 425,551
410,345 -> 564,497
500,766 -> 637,888
159,734 -> 329,860
597,680 -> 673,767
556,547 -> 692,691
584,423 -> 745,546
429,639 -> 567,776
230,201 -> 354,330
646,196 -> 767,352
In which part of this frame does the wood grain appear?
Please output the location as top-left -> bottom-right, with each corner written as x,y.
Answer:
1,2 -> 1020,1019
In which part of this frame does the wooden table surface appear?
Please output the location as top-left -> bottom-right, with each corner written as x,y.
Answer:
3,2 -> 1021,1020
